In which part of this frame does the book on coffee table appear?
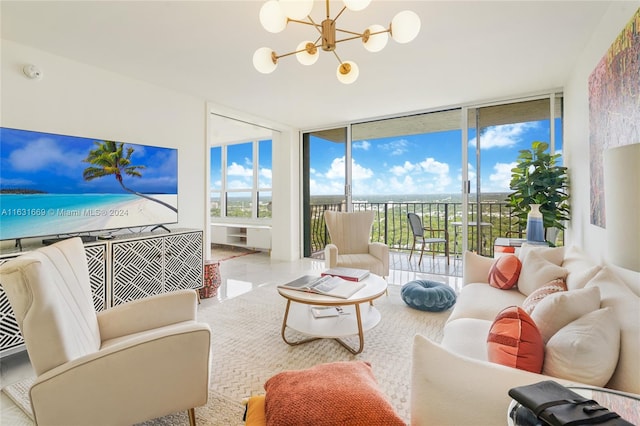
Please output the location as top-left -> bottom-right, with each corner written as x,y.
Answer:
321,267 -> 370,282
279,275 -> 365,299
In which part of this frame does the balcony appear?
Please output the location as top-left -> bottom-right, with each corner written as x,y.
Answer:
309,201 -> 561,277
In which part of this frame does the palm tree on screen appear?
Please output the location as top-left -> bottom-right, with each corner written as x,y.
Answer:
82,140 -> 177,212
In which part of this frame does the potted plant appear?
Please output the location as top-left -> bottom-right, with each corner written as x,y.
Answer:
506,141 -> 570,244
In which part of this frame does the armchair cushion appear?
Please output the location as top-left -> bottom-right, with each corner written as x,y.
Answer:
0,240 -> 101,375
97,289 -> 198,340
324,211 -> 389,277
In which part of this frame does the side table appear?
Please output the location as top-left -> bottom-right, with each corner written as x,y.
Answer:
508,386 -> 640,425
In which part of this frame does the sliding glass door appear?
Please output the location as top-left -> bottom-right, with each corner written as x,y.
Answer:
302,127 -> 348,257
463,95 -> 563,255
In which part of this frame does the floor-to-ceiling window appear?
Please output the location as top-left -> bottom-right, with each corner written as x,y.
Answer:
209,114 -> 274,221
302,93 -> 563,264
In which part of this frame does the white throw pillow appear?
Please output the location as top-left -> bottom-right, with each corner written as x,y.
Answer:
530,286 -> 601,343
518,245 -> 564,265
517,250 -> 568,296
543,307 -> 620,387
562,246 -> 601,290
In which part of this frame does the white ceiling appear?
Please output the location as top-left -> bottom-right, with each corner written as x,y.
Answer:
1,1 -> 614,130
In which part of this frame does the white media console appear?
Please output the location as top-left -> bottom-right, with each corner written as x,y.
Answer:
0,229 -> 203,356
210,223 -> 271,250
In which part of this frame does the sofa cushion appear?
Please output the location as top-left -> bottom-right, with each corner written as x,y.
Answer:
561,246 -> 601,290
521,278 -> 567,315
488,255 -> 521,290
517,250 -> 568,296
446,283 -> 526,324
585,267 -> 640,394
487,306 -> 544,373
264,361 -> 404,426
441,318 -> 492,361
530,286 -> 601,343
463,251 -> 496,285
543,307 -> 620,387
517,245 -> 564,265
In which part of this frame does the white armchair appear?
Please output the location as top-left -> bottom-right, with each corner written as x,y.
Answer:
0,237 -> 211,426
324,210 -> 389,278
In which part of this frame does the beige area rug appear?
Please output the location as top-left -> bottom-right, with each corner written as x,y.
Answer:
3,284 -> 450,425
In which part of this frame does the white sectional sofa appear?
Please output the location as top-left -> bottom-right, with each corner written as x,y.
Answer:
411,245 -> 640,425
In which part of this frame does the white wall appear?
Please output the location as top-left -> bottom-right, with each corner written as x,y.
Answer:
1,40 -> 207,237
563,2 -> 639,270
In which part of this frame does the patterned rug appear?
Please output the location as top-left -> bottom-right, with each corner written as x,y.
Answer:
2,284 -> 450,425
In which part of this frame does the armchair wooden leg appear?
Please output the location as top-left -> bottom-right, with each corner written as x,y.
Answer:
188,408 -> 196,426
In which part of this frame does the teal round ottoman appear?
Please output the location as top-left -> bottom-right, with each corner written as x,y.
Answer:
401,280 -> 456,312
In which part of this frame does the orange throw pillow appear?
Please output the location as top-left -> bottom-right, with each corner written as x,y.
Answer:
264,361 -> 404,426
488,255 -> 522,289
487,306 -> 544,373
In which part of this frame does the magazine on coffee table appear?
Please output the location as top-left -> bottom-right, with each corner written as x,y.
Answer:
278,275 -> 365,299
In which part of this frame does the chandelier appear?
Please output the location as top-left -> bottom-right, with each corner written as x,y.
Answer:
253,0 -> 421,84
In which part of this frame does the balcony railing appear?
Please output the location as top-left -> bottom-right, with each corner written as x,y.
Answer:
310,201 -> 550,258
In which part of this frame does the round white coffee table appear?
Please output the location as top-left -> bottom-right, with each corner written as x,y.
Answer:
278,273 -> 388,354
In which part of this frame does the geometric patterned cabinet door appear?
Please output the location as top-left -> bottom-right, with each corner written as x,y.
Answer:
0,243 -> 108,356
111,237 -> 164,306
111,231 -> 203,306
164,232 -> 203,292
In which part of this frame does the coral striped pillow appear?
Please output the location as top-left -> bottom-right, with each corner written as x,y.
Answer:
487,306 -> 544,373
488,255 -> 522,289
521,278 -> 567,315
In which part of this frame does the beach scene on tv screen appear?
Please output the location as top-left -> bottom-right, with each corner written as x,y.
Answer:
0,127 -> 178,240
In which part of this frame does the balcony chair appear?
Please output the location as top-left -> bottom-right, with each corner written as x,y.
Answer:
324,210 -> 389,278
0,237 -> 211,426
407,212 -> 450,265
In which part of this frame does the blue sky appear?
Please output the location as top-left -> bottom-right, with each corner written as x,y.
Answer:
309,119 -> 562,196
210,140 -> 273,191
0,128 -> 178,194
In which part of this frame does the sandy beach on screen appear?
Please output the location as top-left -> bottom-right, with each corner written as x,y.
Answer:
79,194 -> 177,231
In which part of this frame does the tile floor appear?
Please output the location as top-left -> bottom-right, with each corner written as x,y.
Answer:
0,250 -> 461,424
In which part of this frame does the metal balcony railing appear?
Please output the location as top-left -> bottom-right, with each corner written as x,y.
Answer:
309,201 -> 543,258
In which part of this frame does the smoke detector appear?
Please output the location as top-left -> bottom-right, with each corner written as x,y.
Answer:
23,64 -> 43,80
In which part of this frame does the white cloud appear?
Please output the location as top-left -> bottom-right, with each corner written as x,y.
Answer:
419,157 -> 449,174
353,140 -> 370,150
469,122 -> 538,149
227,162 -> 253,177
390,161 -> 416,176
380,139 -> 409,156
260,168 -> 272,180
9,138 -> 85,176
325,156 -> 373,180
486,161 -> 516,191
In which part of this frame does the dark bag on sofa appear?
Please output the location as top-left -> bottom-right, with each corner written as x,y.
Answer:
508,381 -> 633,426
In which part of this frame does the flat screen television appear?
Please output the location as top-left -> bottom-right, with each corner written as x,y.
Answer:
0,127 -> 178,242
